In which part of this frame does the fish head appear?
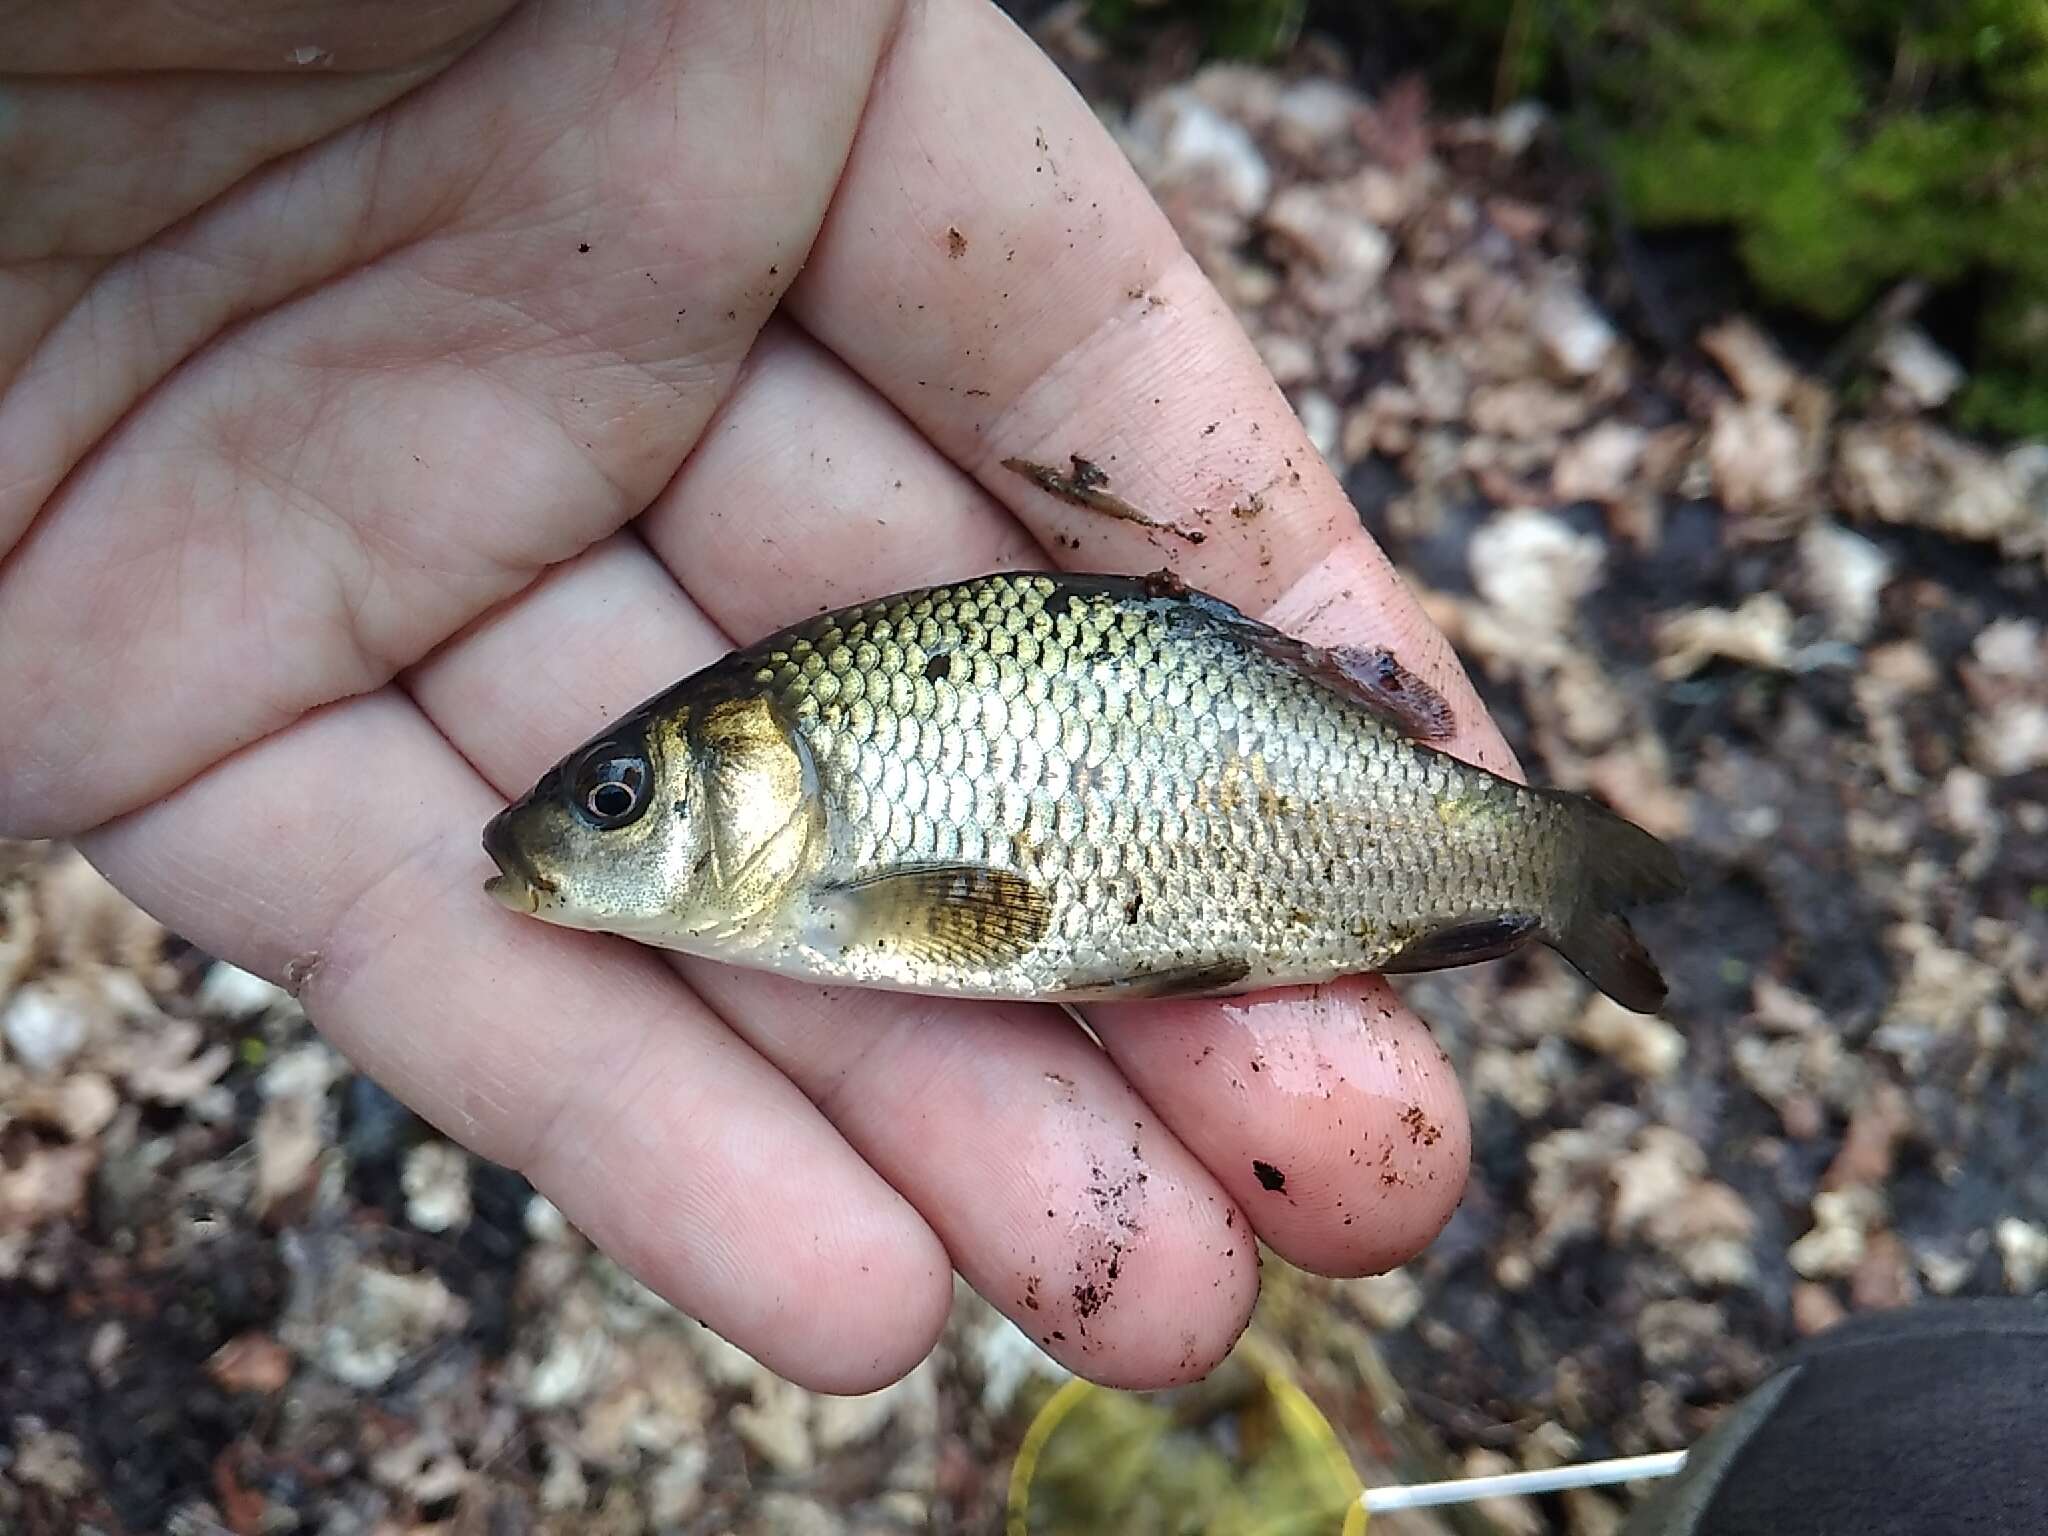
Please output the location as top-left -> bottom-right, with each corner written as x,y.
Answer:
482,687 -> 822,946
482,708 -> 686,936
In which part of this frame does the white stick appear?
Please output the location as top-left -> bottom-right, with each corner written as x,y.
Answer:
1361,1450 -> 1689,1513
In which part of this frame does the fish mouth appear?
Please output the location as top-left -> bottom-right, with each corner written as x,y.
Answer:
482,809 -> 558,913
483,872 -> 541,914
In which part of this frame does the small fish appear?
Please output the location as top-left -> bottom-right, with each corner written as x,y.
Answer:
483,571 -> 1682,1011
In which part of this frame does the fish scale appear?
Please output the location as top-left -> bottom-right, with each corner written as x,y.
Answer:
735,573 -> 1557,996
483,570 -> 1683,1012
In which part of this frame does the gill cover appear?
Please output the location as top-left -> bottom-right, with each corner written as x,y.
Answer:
689,694 -> 824,926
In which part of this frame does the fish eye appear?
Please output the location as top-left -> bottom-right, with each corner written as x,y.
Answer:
570,746 -> 650,830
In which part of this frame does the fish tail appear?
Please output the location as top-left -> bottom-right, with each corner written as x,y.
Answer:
1536,789 -> 1684,1014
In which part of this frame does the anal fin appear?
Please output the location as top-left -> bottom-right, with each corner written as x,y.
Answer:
1056,958 -> 1254,999
1380,913 -> 1541,973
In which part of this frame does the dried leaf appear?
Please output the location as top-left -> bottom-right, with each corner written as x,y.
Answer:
207,1332 -> 295,1395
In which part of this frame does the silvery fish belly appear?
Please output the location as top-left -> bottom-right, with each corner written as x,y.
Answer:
482,570 -> 1683,1012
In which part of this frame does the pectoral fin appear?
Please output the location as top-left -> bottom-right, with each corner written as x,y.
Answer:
824,863 -> 1054,970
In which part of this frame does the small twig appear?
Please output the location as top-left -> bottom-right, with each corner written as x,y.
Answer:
1001,455 -> 1208,543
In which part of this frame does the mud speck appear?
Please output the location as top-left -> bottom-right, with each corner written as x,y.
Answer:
1072,1280 -> 1105,1320
946,226 -> 968,259
1252,1160 -> 1288,1192
1400,1105 -> 1442,1147
1068,1132 -> 1151,1336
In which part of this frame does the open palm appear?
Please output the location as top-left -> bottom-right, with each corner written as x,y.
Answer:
2,0 -> 1507,1391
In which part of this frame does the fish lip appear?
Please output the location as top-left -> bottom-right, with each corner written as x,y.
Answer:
482,808 -> 559,908
483,872 -> 539,913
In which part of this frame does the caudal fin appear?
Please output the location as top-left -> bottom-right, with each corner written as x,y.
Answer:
1537,790 -> 1685,1014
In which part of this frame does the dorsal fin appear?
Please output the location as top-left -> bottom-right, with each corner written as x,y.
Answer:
1174,588 -> 1457,742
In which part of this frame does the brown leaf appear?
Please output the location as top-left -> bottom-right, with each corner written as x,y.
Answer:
213,1445 -> 271,1536
1707,400 -> 1812,523
0,877 -> 38,999
37,846 -> 167,981
1361,73 -> 1432,173
12,1072 -> 120,1140
1850,1230 -> 1920,1312
0,1142 -> 98,1224
208,1331 -> 295,1395
1700,317 -> 1799,407
1791,1282 -> 1847,1337
1821,1082 -> 1913,1191
120,1016 -> 232,1105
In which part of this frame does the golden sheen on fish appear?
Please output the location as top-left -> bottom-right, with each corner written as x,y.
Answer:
482,571 -> 1683,1012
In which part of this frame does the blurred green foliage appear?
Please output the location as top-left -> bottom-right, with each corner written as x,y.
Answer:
1086,0 -> 1308,58
1087,0 -> 2048,435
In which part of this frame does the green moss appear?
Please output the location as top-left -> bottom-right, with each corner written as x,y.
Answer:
1955,370 -> 2048,437
1096,0 -> 2048,436
1086,0 -> 1306,58
1449,0 -> 2048,430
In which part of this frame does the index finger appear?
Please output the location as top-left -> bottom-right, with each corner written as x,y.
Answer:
788,0 -> 1517,778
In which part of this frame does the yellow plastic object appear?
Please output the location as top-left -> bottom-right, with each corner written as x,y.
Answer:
1263,1366 -> 1368,1536
1007,1377 -> 1098,1536
1006,1345 -> 1368,1536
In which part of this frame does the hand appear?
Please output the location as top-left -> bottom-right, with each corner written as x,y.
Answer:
1,0 -> 1512,1392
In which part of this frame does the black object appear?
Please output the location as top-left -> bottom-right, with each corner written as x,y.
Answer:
1622,1298 -> 2048,1535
